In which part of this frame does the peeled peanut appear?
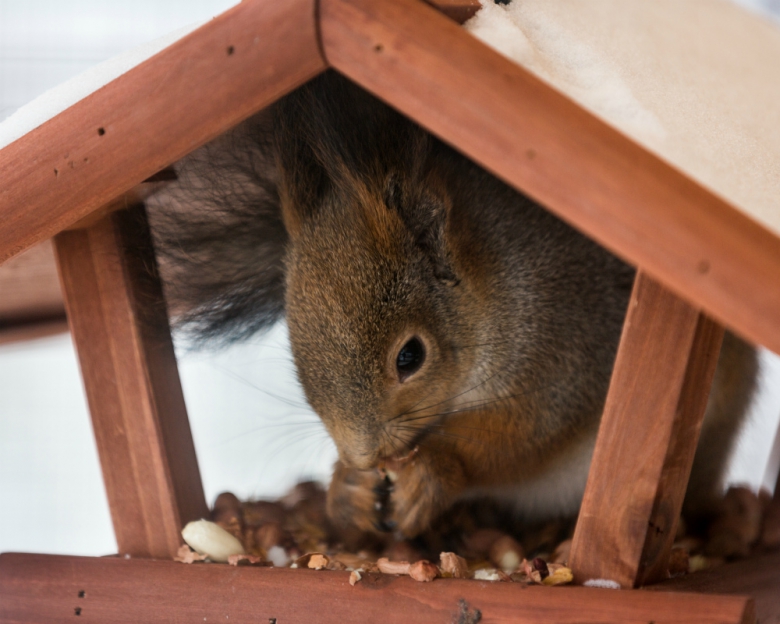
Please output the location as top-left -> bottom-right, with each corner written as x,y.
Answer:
377,557 -> 411,575
182,519 -> 246,563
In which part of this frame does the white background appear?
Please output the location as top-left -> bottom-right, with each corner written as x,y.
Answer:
0,0 -> 779,557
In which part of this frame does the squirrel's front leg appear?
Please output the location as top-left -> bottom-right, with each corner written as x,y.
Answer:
327,449 -> 466,539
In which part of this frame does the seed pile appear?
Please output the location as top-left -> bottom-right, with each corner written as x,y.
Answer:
176,481 -> 780,585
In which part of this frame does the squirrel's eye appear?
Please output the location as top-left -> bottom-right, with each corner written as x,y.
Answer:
396,337 -> 425,379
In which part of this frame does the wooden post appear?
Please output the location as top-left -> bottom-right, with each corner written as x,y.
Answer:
54,206 -> 208,559
569,271 -> 724,588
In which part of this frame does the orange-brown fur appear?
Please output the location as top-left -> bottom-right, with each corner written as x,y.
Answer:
151,71 -> 757,539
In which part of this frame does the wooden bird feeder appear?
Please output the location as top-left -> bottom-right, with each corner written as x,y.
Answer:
1,0 -> 779,621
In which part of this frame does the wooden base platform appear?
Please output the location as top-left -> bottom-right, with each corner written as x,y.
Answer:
0,552 -> 760,623
652,552 -> 780,624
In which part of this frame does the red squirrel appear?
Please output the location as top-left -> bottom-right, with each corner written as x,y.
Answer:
149,71 -> 756,538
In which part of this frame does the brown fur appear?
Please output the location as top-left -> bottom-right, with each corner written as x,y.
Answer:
150,71 -> 757,538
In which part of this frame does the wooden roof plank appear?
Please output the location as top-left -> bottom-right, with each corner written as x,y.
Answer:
0,0 -> 325,265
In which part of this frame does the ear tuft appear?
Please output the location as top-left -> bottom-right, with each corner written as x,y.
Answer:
384,171 -> 459,287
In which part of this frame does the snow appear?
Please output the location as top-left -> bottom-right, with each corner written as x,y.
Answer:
0,22 -> 203,151
465,0 -> 780,238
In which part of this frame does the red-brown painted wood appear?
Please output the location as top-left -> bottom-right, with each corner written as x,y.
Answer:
650,552 -> 780,624
0,553 -> 755,624
54,207 -> 207,558
426,0 -> 481,23
569,272 -> 724,588
0,0 -> 324,265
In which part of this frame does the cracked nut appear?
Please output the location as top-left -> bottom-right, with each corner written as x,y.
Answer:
409,560 -> 439,582
439,552 -> 469,579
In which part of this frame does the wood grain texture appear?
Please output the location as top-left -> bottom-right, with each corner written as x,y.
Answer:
569,272 -> 724,588
0,553 -> 755,624
425,0 -> 481,23
0,318 -> 68,346
0,177 -> 170,344
650,552 -> 780,624
0,0 -> 324,265
0,241 -> 64,323
54,207 -> 207,558
320,0 -> 780,355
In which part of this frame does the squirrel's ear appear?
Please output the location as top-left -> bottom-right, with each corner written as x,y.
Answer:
384,171 -> 459,287
273,98 -> 330,240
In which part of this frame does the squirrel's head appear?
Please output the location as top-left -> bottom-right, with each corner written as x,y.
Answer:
277,73 -> 486,470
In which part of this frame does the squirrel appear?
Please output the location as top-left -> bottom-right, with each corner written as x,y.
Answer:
147,70 -> 757,539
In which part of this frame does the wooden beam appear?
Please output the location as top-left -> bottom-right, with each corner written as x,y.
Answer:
0,317 -> 68,346
425,0 -> 481,23
649,552 -> 780,624
569,272 -> 724,588
0,0 -> 325,265
0,176 -> 171,347
0,553 -> 755,624
0,241 -> 64,324
53,207 -> 207,559
320,0 -> 780,355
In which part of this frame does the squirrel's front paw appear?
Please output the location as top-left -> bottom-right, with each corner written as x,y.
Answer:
326,460 -> 393,535
327,453 -> 461,539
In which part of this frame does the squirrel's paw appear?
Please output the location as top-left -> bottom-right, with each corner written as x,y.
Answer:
326,460 -> 390,535
327,453 -> 460,539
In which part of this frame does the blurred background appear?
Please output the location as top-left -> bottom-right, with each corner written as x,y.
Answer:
1,0 -> 779,557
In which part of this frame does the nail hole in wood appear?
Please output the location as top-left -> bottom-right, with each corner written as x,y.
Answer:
78,590 -> 86,598
74,607 -> 82,615
227,45 -> 235,55
97,127 -> 105,136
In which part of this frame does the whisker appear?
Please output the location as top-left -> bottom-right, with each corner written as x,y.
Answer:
208,360 -> 310,409
399,378 -> 558,427
258,426 -> 333,470
395,424 -> 478,446
211,416 -> 323,447
389,366 -> 510,424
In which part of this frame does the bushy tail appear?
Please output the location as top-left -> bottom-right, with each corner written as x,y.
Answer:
146,110 -> 287,346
